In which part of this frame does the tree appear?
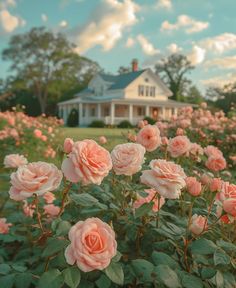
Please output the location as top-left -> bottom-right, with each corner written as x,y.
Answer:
117,66 -> 131,74
185,85 -> 203,104
2,27 -> 100,114
155,54 -> 194,101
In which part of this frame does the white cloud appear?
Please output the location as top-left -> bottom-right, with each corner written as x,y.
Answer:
73,0 -> 140,54
200,33 -> 236,54
156,0 -> 172,10
167,43 -> 182,53
201,73 -> 236,88
41,13 -> 48,23
137,34 -> 160,56
187,45 -> 206,65
204,56 -> 236,70
125,37 -> 135,48
161,14 -> 209,34
0,9 -> 25,33
59,20 -> 68,27
0,0 -> 16,9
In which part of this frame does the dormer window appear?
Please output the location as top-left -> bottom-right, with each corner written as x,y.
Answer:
145,78 -> 149,82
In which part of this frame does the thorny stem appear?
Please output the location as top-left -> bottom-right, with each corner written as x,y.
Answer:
58,182 -> 73,217
34,194 -> 44,233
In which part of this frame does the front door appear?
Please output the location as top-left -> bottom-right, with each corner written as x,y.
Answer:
152,108 -> 159,120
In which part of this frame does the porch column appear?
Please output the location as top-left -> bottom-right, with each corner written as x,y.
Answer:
111,102 -> 115,125
129,104 -> 133,124
174,107 -> 178,116
79,103 -> 83,126
162,107 -> 166,120
97,103 -> 101,118
62,106 -> 66,125
145,105 -> 150,117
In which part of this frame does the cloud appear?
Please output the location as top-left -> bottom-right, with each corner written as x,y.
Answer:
199,33 -> 236,54
125,37 -> 135,48
59,20 -> 68,28
187,45 -> 206,65
161,14 -> 209,34
0,0 -> 16,9
137,34 -> 160,56
201,73 -> 236,88
41,13 -> 48,23
167,43 -> 182,53
0,9 -> 26,33
156,0 -> 172,10
204,56 -> 236,70
73,0 -> 140,54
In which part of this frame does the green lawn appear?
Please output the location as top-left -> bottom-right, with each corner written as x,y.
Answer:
60,127 -> 133,150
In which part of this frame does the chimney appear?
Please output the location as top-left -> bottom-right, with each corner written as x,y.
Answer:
131,58 -> 138,72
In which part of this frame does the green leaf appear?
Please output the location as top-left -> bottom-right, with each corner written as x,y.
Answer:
56,221 -> 71,236
70,193 -> 99,207
0,264 -> 11,275
95,275 -> 111,288
104,261 -> 124,286
15,273 -> 32,288
135,202 -> 153,218
180,273 -> 203,288
131,259 -> 154,283
62,267 -> 81,288
152,251 -> 178,269
201,267 -> 217,279
38,269 -> 64,288
42,238 -> 69,257
154,265 -> 181,288
215,271 -> 224,288
190,238 -> 217,255
11,264 -> 27,272
0,274 -> 15,288
112,251 -> 122,263
214,249 -> 231,266
216,240 -> 236,253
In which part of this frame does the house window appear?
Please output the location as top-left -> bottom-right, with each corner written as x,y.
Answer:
83,107 -> 86,117
150,87 -> 156,97
104,107 -> 109,116
90,107 -> 96,117
138,85 -> 144,96
145,86 -> 149,97
137,107 -> 145,116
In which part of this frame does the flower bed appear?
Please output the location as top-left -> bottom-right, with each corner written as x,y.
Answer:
0,103 -> 235,288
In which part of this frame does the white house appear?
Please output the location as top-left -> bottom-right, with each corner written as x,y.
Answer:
58,59 -> 192,126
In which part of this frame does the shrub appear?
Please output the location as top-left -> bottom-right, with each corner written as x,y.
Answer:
89,120 -> 105,128
67,108 -> 78,127
143,116 -> 156,125
117,120 -> 133,128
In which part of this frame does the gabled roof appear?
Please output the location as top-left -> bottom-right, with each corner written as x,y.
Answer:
99,69 -> 146,90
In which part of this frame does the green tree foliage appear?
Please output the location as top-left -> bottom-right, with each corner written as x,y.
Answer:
185,85 -> 204,104
155,54 -> 194,101
2,27 -> 100,114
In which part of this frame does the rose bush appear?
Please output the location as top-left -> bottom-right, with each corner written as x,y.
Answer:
0,103 -> 236,288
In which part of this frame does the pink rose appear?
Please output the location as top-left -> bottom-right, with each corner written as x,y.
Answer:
185,177 -> 202,196
111,143 -> 145,176
34,129 -> 42,138
133,189 -> 165,212
62,140 -> 112,185
99,136 -> 107,145
223,198 -> 236,217
0,218 -> 12,234
64,138 -> 74,154
189,214 -> 208,235
176,128 -> 184,136
204,145 -> 223,158
65,218 -> 117,272
210,178 -> 222,192
205,156 -> 226,172
138,120 -> 145,129
41,135 -> 47,142
161,137 -> 169,146
200,173 -> 213,185
4,154 -> 28,168
44,204 -> 60,217
140,159 -> 186,199
9,162 -> 62,201
167,136 -> 191,158
136,125 -> 161,152
217,182 -> 236,202
43,192 -> 56,204
200,102 -> 207,109
23,201 -> 35,217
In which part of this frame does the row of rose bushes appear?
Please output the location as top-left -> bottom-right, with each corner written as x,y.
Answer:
0,103 -> 235,287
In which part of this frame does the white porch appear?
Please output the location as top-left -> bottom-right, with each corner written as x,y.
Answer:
58,101 -> 179,127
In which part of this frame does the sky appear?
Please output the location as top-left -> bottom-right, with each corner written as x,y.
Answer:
0,0 -> 236,92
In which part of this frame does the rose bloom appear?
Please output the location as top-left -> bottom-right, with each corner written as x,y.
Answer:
133,189 -> 165,212
217,182 -> 236,202
223,198 -> 236,217
43,192 -> 56,204
62,140 -> 112,185
204,145 -> 223,158
205,156 -> 226,172
185,177 -> 202,196
4,154 -> 28,168
44,204 -> 60,217
140,159 -> 186,199
34,129 -> 42,138
65,217 -> 117,272
189,214 -> 208,235
200,173 -> 213,185
99,136 -> 107,145
176,128 -> 184,136
138,120 -> 145,129
23,201 -> 35,217
64,138 -> 74,154
167,136 -> 191,158
9,162 -> 62,201
0,218 -> 12,234
136,125 -> 161,152
41,135 -> 47,142
111,143 -> 145,176
161,137 -> 169,146
210,178 -> 222,192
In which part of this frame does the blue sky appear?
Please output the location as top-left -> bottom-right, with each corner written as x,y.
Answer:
0,0 -> 236,92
